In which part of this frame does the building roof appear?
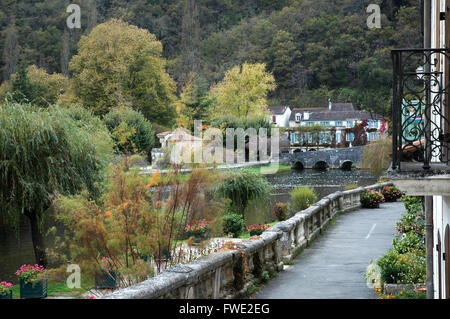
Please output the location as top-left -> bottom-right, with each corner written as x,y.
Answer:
289,107 -> 384,122
167,129 -> 202,142
268,105 -> 290,115
289,108 -> 327,121
331,103 -> 356,112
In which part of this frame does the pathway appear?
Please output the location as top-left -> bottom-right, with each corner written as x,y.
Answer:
254,201 -> 405,299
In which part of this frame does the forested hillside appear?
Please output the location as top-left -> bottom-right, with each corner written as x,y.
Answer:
0,0 -> 420,117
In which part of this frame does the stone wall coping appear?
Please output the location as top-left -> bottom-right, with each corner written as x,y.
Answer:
103,181 -> 393,299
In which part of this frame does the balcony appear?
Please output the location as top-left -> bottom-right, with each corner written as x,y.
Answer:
389,48 -> 450,195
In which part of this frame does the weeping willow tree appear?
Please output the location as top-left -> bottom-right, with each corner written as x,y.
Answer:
0,103 -> 113,266
215,169 -> 272,216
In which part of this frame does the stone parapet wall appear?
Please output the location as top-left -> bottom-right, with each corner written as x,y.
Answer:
103,181 -> 393,299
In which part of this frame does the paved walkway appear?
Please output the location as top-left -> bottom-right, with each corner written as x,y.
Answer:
254,201 -> 405,299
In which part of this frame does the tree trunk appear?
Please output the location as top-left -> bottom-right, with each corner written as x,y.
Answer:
25,210 -> 48,267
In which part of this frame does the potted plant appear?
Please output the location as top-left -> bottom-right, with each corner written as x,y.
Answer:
185,219 -> 210,243
381,186 -> 402,202
247,224 -> 271,236
361,190 -> 385,208
15,264 -> 47,299
95,257 -> 120,289
0,281 -> 13,299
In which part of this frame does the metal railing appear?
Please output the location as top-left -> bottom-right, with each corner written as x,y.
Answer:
391,48 -> 450,170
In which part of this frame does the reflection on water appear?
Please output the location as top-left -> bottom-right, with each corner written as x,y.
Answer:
0,168 -> 377,282
245,169 -> 378,225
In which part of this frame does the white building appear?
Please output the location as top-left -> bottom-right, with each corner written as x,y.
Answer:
268,106 -> 291,127
389,0 -> 450,299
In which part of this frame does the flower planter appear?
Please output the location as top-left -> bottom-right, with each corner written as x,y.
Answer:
249,230 -> 263,236
384,197 -> 397,202
362,203 -> 380,209
0,290 -> 12,299
95,271 -> 119,289
20,279 -> 47,299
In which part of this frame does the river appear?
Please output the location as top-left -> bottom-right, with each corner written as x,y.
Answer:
0,168 -> 377,283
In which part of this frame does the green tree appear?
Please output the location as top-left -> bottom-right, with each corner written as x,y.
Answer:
104,106 -> 155,156
208,63 -> 276,120
0,103 -> 113,266
175,73 -> 213,131
69,19 -> 176,126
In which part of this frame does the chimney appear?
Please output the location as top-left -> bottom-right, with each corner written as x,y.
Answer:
328,98 -> 332,110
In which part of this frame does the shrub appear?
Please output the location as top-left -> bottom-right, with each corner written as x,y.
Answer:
381,186 -> 402,202
215,169 -> 272,216
377,249 -> 426,284
222,213 -> 245,237
392,233 -> 425,254
273,202 -> 289,221
104,107 -> 155,156
402,196 -> 423,214
360,190 -> 385,208
290,187 -> 318,212
396,198 -> 425,237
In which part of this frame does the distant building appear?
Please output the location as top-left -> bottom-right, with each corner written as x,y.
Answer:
286,101 -> 387,148
268,106 -> 291,128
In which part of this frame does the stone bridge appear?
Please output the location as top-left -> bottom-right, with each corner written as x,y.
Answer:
280,146 -> 365,170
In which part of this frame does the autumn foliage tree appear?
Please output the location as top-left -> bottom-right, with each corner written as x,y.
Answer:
69,19 -> 176,125
208,63 -> 276,120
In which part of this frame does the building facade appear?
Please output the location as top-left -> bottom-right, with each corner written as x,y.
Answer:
284,102 -> 386,150
389,0 -> 450,299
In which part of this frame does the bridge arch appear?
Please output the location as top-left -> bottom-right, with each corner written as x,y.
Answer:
313,161 -> 329,170
340,160 -> 353,171
292,161 -> 304,170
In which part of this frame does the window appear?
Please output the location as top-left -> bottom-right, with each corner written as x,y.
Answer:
337,121 -> 342,127
272,116 -> 277,123
295,113 -> 301,122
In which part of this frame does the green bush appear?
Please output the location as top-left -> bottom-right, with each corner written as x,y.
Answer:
273,202 -> 289,221
289,187 -> 317,212
377,249 -> 426,284
103,107 -> 155,156
381,186 -> 402,202
222,213 -> 245,238
360,190 -> 385,208
401,195 -> 423,214
396,199 -> 425,237
392,233 -> 425,254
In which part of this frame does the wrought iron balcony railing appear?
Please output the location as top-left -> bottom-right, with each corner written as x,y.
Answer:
391,48 -> 450,172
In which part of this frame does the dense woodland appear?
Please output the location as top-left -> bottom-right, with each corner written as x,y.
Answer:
0,0 -> 420,121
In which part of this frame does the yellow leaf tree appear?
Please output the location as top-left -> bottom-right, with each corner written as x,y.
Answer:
69,19 -> 176,126
208,63 -> 276,120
